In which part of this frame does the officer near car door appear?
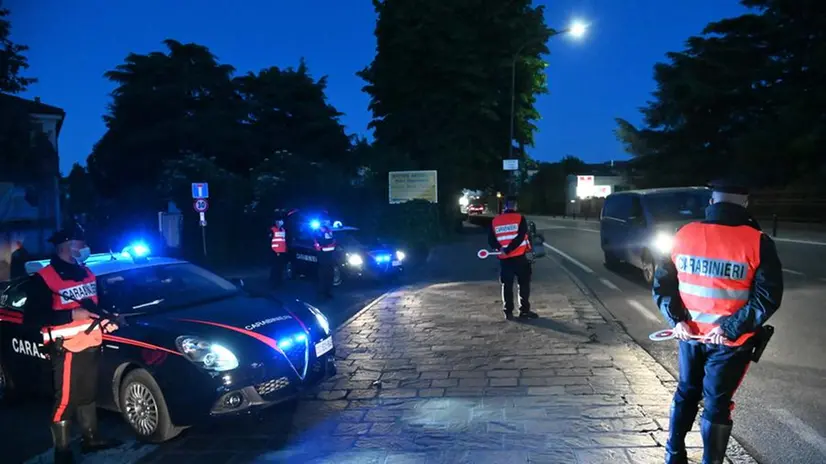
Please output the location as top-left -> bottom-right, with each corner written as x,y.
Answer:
488,196 -> 539,320
23,228 -> 122,463
652,179 -> 783,464
314,219 -> 337,299
269,218 -> 288,287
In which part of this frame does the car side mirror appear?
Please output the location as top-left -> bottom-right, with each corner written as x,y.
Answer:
528,221 -> 538,236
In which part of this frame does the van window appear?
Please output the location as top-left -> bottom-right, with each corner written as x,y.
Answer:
643,191 -> 711,221
603,194 -> 633,220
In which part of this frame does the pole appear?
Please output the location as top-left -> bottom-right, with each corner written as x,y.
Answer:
201,225 -> 207,257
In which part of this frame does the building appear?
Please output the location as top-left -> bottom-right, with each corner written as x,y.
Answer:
0,94 -> 66,280
565,161 -> 633,217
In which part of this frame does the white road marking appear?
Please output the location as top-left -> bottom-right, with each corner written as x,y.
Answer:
770,408 -> 826,457
627,299 -> 660,323
569,227 -> 599,233
773,237 -> 826,246
782,268 -> 805,276
599,278 -> 621,291
542,243 -> 594,274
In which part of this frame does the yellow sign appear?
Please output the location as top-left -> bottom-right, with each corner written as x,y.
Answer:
388,170 -> 438,204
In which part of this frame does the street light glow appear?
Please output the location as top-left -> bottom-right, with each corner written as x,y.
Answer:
569,20 -> 588,38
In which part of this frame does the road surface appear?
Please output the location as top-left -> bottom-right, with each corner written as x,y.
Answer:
531,216 -> 826,464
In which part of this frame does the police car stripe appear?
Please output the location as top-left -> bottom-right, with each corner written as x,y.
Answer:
687,310 -> 723,324
679,282 -> 749,300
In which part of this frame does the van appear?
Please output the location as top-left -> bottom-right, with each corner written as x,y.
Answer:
600,187 -> 712,284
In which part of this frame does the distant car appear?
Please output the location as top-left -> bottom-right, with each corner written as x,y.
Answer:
467,203 -> 485,215
600,187 -> 712,284
0,247 -> 336,443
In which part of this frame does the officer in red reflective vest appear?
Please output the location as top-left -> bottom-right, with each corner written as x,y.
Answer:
269,219 -> 288,287
488,197 -> 539,320
24,228 -> 122,463
653,180 -> 783,464
313,219 -> 337,299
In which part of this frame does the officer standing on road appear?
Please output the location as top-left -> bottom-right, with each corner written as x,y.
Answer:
653,179 -> 783,464
314,219 -> 337,299
488,196 -> 539,320
269,218 -> 288,287
24,228 -> 122,463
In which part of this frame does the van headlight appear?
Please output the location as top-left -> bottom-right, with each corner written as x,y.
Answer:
346,253 -> 364,267
175,336 -> 239,372
395,250 -> 406,261
653,233 -> 674,254
304,303 -> 330,335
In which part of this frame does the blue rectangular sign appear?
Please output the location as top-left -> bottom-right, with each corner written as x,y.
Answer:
191,183 -> 209,199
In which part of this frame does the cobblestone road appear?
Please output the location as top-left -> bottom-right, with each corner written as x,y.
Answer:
131,244 -> 758,464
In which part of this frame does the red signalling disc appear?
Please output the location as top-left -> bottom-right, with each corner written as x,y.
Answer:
649,329 -> 676,341
477,249 -> 489,259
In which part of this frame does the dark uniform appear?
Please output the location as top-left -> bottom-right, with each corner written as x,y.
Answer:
24,229 -> 121,463
488,198 -> 539,320
314,221 -> 337,298
652,180 -> 783,464
9,241 -> 30,280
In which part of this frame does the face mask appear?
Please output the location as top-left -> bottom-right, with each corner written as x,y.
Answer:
73,246 -> 91,264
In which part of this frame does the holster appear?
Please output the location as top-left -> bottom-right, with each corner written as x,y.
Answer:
750,325 -> 775,363
53,337 -> 65,354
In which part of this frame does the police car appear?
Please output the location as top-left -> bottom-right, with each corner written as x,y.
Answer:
0,244 -> 336,443
283,217 -> 405,285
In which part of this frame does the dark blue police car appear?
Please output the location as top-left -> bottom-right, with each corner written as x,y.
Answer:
0,246 -> 336,443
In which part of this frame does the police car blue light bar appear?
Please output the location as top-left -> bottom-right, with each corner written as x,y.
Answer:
309,220 -> 321,230
121,242 -> 151,259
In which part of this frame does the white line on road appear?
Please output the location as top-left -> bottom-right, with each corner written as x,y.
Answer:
773,237 -> 826,246
627,299 -> 660,323
770,408 -> 826,457
542,243 -> 594,274
599,278 -> 621,291
782,268 -> 805,276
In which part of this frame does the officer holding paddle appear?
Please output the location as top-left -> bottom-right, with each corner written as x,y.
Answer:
652,179 -> 783,464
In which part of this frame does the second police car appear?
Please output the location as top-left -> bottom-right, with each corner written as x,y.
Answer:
0,244 -> 336,443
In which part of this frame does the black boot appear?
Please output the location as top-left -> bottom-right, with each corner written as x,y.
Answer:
503,311 -> 515,320
50,421 -> 74,464
664,402 -> 697,464
700,419 -> 732,464
518,309 -> 539,319
76,404 -> 122,454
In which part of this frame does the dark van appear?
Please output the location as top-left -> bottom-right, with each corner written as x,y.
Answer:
600,187 -> 712,284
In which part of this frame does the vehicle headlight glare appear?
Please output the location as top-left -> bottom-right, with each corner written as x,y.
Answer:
395,250 -> 406,261
653,233 -> 674,254
175,336 -> 239,372
347,253 -> 363,266
304,303 -> 330,335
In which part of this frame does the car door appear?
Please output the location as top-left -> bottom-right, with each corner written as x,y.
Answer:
0,277 -> 53,395
601,194 -> 633,261
624,196 -> 649,268
294,226 -> 319,277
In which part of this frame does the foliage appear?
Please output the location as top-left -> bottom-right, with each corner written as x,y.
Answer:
359,0 -> 552,216
615,0 -> 826,190
0,8 -> 36,93
519,155 -> 586,214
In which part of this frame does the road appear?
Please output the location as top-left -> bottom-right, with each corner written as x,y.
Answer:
530,216 -> 826,464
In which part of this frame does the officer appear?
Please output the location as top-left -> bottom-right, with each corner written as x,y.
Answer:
652,179 -> 783,464
9,239 -> 30,279
488,196 -> 539,320
24,228 -> 122,463
313,219 -> 337,299
268,218 -> 288,287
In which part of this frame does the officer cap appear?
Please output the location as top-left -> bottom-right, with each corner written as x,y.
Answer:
48,225 -> 85,245
708,178 -> 750,195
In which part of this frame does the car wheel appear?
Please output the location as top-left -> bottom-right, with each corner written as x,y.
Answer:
332,265 -> 343,287
119,369 -> 181,443
603,251 -> 620,269
641,250 -> 656,285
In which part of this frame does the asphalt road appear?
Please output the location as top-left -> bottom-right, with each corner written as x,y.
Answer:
530,217 -> 826,464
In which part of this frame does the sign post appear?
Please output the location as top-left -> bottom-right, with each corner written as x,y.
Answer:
192,183 -> 209,257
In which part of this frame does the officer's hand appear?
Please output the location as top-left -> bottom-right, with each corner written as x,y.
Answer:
673,321 -> 693,341
704,326 -> 728,345
72,309 -> 98,321
100,319 -> 119,333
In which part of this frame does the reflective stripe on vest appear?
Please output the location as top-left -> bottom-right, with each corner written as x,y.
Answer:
37,265 -> 102,349
671,222 -> 762,346
492,213 -> 530,259
270,227 -> 287,253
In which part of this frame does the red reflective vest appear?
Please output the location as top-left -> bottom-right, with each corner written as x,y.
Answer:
671,222 -> 762,346
492,213 -> 530,259
37,265 -> 102,352
270,226 -> 287,253
313,227 -> 336,252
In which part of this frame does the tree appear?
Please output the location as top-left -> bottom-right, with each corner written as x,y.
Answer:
359,0 -> 552,203
0,8 -> 36,93
520,155 -> 586,213
615,0 -> 826,189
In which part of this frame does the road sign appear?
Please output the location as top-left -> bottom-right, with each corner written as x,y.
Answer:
191,183 -> 209,199
194,199 -> 209,213
503,159 -> 519,171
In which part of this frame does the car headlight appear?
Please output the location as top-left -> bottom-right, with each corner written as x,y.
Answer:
304,303 -> 330,335
395,250 -> 406,261
653,232 -> 674,254
175,336 -> 239,372
346,253 -> 364,266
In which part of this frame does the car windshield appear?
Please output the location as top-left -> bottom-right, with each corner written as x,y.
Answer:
644,191 -> 711,221
97,263 -> 239,312
334,229 -> 368,247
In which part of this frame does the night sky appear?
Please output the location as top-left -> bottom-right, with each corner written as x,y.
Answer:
7,0 -> 748,174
